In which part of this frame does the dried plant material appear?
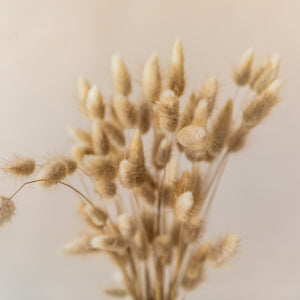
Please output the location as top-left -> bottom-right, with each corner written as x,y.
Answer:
168,38 -> 185,96
111,54 -> 131,96
200,76 -> 218,115
175,191 -> 194,222
0,40 -> 282,300
68,127 -> 92,146
103,121 -> 126,147
71,143 -> 94,163
233,48 -> 254,86
4,157 -> 36,176
142,53 -> 161,102
61,235 -> 93,255
36,159 -> 68,187
112,94 -> 137,129
118,214 -> 136,239
105,288 -> 128,298
0,196 -> 15,227
209,234 -> 239,267
157,90 -> 179,132
91,234 -> 128,253
86,85 -> 105,120
177,125 -> 206,148
77,76 -> 90,117
208,99 -> 233,156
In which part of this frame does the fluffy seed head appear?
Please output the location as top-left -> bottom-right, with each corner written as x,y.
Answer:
95,180 -> 117,198
200,76 -> 218,115
154,138 -> 172,169
175,191 -> 194,222
4,157 -> 36,176
209,234 -> 239,267
233,48 -> 254,86
157,90 -> 179,132
117,214 -> 136,239
83,204 -> 107,227
91,120 -> 110,155
142,53 -> 161,102
137,101 -> 152,134
0,196 -> 15,227
91,234 -> 128,253
111,54 -> 131,96
77,77 -> 90,117
71,143 -> 94,163
118,159 -> 136,189
103,121 -> 125,147
177,125 -> 206,148
112,94 -> 137,129
37,159 -> 68,187
68,127 -> 92,146
168,38 -> 185,96
192,100 -> 208,128
61,235 -> 93,255
86,85 -> 105,119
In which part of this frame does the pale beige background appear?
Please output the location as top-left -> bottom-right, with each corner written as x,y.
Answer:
0,0 -> 299,299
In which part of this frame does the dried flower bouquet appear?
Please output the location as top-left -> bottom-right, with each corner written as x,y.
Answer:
0,39 -> 281,300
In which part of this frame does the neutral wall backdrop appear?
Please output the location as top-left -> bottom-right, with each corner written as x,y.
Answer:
0,0 -> 299,299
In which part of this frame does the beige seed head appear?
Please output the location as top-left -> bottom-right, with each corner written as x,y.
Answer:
209,234 -> 239,267
136,100 -> 152,134
112,94 -> 137,129
4,157 -> 36,176
117,214 -> 136,239
164,156 -> 179,186
111,54 -> 131,96
91,120 -> 110,155
142,53 -> 161,102
103,121 -> 125,147
84,155 -> 117,180
132,231 -> 149,260
135,182 -> 156,206
83,205 -> 107,227
200,76 -> 218,115
118,159 -> 136,189
68,127 -> 92,146
157,90 -> 179,132
168,38 -> 185,96
91,234 -> 128,253
227,124 -> 249,152
105,288 -> 128,298
154,138 -> 172,169
208,99 -> 233,156
233,48 -> 254,86
61,235 -> 93,255
36,159 -> 68,187
177,125 -> 206,148
71,143 -> 94,163
77,76 -> 90,118
59,158 -> 77,175
153,235 -> 172,262
0,196 -> 15,227
192,99 -> 208,128
86,85 -> 105,120
175,191 -> 194,222
95,180 -> 117,198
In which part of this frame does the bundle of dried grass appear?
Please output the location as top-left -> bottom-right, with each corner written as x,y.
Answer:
0,40 -> 281,300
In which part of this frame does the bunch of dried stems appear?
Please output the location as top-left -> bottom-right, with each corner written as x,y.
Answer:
0,39 -> 281,300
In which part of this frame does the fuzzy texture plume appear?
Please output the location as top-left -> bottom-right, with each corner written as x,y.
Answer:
0,40 -> 282,300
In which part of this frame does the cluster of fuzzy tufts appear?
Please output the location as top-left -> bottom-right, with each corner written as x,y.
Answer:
0,39 -> 281,300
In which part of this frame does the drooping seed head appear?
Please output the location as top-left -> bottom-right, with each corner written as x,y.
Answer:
0,196 -> 15,227
4,157 -> 36,176
36,159 -> 68,187
61,235 -> 93,255
91,234 -> 128,253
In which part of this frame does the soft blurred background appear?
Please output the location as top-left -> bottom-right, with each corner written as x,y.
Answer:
0,0 -> 299,299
